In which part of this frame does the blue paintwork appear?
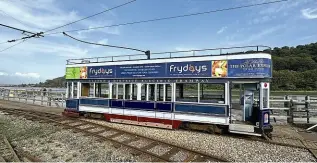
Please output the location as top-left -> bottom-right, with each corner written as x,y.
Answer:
110,99 -> 124,108
228,58 -> 272,78
156,102 -> 173,112
125,101 -> 155,110
175,103 -> 226,115
80,98 -> 109,106
260,109 -> 270,127
66,99 -> 79,111
76,98 -> 227,115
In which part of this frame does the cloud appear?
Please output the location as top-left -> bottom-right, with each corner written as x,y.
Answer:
226,25 -> 284,46
301,8 -> 317,19
248,15 -> 275,25
14,72 -> 40,78
217,26 -> 227,34
0,38 -> 89,58
0,72 -> 9,76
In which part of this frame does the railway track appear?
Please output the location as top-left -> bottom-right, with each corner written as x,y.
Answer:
0,134 -> 20,162
0,107 -> 227,162
1,106 -> 316,161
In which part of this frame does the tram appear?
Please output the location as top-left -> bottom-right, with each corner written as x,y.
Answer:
64,46 -> 273,137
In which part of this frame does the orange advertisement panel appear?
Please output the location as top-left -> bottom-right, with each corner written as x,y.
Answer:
212,60 -> 228,77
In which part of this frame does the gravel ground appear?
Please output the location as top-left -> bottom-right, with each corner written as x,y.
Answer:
84,119 -> 317,162
0,111 -> 153,162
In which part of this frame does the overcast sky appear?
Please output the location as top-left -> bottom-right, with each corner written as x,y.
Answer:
0,0 -> 316,84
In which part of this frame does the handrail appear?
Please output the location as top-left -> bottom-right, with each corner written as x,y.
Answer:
66,45 -> 271,65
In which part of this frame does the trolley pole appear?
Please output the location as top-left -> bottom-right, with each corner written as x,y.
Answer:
145,50 -> 151,59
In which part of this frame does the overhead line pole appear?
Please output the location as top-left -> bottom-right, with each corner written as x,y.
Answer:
63,32 -> 151,59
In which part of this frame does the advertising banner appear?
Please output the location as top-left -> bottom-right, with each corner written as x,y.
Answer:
116,63 -> 165,78
65,67 -> 81,79
65,58 -> 272,79
166,61 -> 211,77
228,58 -> 272,77
87,65 -> 115,78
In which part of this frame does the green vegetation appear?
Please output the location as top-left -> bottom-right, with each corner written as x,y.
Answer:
270,42 -> 317,91
34,76 -> 66,88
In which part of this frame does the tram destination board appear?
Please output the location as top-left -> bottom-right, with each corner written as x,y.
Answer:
65,58 -> 272,79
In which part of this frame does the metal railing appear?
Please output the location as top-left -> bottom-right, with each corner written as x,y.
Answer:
66,45 -> 271,65
0,88 -> 66,108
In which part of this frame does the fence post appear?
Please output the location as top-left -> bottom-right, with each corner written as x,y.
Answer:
287,99 -> 294,124
305,95 -> 310,124
25,90 -> 28,103
47,91 -> 51,106
33,90 -> 35,104
41,91 -> 43,105
61,94 -> 64,107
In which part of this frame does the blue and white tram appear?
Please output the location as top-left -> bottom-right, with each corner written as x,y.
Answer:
64,46 -> 273,137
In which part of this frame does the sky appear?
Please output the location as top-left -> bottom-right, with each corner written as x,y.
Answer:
0,0 -> 316,84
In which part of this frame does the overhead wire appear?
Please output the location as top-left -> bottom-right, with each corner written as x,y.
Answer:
45,0 -> 288,36
63,32 -> 146,52
0,10 -> 30,28
0,39 -> 27,53
0,0 -> 137,45
44,0 -> 136,33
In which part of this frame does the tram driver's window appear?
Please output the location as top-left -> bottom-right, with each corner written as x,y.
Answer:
199,83 -> 225,104
176,83 -> 198,102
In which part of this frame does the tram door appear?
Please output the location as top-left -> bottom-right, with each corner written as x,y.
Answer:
240,83 -> 258,123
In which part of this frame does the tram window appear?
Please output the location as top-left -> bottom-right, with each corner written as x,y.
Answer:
125,84 -> 131,100
156,84 -> 164,101
166,84 -> 172,101
141,84 -> 147,101
263,89 -> 269,108
199,83 -> 225,104
176,83 -> 198,102
132,84 -> 137,100
118,84 -> 124,99
67,82 -> 72,98
89,83 -> 94,97
73,82 -> 78,97
148,84 -> 155,101
99,83 -> 109,98
112,84 -> 117,99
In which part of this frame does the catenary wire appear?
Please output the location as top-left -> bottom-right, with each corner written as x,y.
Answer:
0,39 -> 27,53
44,0 -> 288,35
43,0 -> 136,33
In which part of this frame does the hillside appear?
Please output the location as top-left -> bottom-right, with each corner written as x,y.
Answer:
33,76 -> 66,88
30,42 -> 317,91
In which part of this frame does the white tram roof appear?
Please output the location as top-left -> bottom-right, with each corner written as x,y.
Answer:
66,52 -> 271,68
65,46 -> 272,80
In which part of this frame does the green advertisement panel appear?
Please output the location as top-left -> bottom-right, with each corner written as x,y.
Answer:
65,67 -> 80,79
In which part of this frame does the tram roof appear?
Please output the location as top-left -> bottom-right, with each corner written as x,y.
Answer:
66,45 -> 271,66
65,46 -> 272,80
